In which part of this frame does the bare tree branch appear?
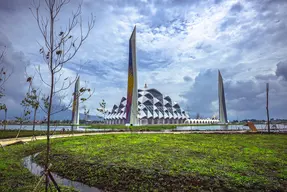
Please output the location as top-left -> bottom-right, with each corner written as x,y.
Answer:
0,46 -> 13,98
35,65 -> 51,87
31,1 -> 95,190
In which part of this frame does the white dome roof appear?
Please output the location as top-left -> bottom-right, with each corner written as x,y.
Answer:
106,88 -> 189,121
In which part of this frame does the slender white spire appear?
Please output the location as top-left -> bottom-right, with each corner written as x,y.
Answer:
126,26 -> 138,125
218,70 -> 228,123
72,76 -> 80,125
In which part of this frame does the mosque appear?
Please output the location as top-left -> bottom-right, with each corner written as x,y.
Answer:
103,26 -> 228,125
105,84 -> 189,125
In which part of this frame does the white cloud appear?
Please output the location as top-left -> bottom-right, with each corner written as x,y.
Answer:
1,0 -> 287,119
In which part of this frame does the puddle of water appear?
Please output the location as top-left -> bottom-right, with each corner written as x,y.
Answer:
23,153 -> 102,192
175,125 -> 247,131
76,128 -> 113,132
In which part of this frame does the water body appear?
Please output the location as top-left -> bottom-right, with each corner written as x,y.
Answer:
175,124 -> 285,131
76,128 -> 112,132
2,125 -> 75,131
3,124 -> 285,132
175,125 -> 247,131
23,153 -> 102,192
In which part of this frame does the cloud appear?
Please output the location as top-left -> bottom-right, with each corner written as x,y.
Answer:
229,2 -> 243,13
0,0 -> 287,120
180,69 -> 218,118
181,65 -> 287,120
0,32 -> 30,119
183,76 -> 193,82
276,61 -> 287,81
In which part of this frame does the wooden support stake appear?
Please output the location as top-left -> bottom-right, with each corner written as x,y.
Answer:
266,83 -> 270,133
33,174 -> 45,192
48,171 -> 61,192
32,164 -> 61,192
0,143 -> 5,151
31,135 -> 37,141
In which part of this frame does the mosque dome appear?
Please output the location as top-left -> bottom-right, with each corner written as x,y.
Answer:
105,87 -> 189,125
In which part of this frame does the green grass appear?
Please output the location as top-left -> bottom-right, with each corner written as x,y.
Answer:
32,134 -> 287,191
0,140 -> 76,191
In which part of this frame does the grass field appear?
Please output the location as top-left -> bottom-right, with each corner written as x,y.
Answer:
31,134 -> 287,191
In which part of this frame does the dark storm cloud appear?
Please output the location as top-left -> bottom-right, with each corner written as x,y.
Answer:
276,61 -> 287,81
181,62 -> 287,120
229,2 -> 243,13
0,32 -> 30,119
0,0 -> 28,12
181,69 -> 218,118
255,74 -> 277,81
224,74 -> 287,119
224,80 -> 265,111
219,0 -> 287,49
183,76 -> 192,82
253,0 -> 287,12
235,22 -> 286,52
239,77 -> 287,119
214,0 -> 222,4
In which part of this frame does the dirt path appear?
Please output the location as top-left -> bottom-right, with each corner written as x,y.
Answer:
0,130 -> 248,147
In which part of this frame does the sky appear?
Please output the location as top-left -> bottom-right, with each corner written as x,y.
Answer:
0,0 -> 287,120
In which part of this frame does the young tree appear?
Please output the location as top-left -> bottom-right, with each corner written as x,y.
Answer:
15,95 -> 32,138
21,77 -> 40,140
0,47 -> 6,99
97,99 -> 107,123
15,77 -> 39,138
184,105 -> 191,119
195,113 -> 201,119
30,0 -> 95,191
0,46 -> 13,128
83,105 -> 90,122
0,104 -> 7,130
0,46 -> 11,96
212,114 -> 218,120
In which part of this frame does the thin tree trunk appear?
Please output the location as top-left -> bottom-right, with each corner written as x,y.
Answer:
46,4 -> 55,191
4,109 -> 7,130
104,109 -> 105,124
16,122 -> 22,139
266,83 -> 270,133
32,108 -> 37,139
46,69 -> 54,191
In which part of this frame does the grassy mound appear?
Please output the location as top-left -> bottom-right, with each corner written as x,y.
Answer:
34,134 -> 287,191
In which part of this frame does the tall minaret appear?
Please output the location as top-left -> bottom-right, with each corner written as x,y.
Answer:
126,26 -> 138,125
72,76 -> 80,125
218,70 -> 228,123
